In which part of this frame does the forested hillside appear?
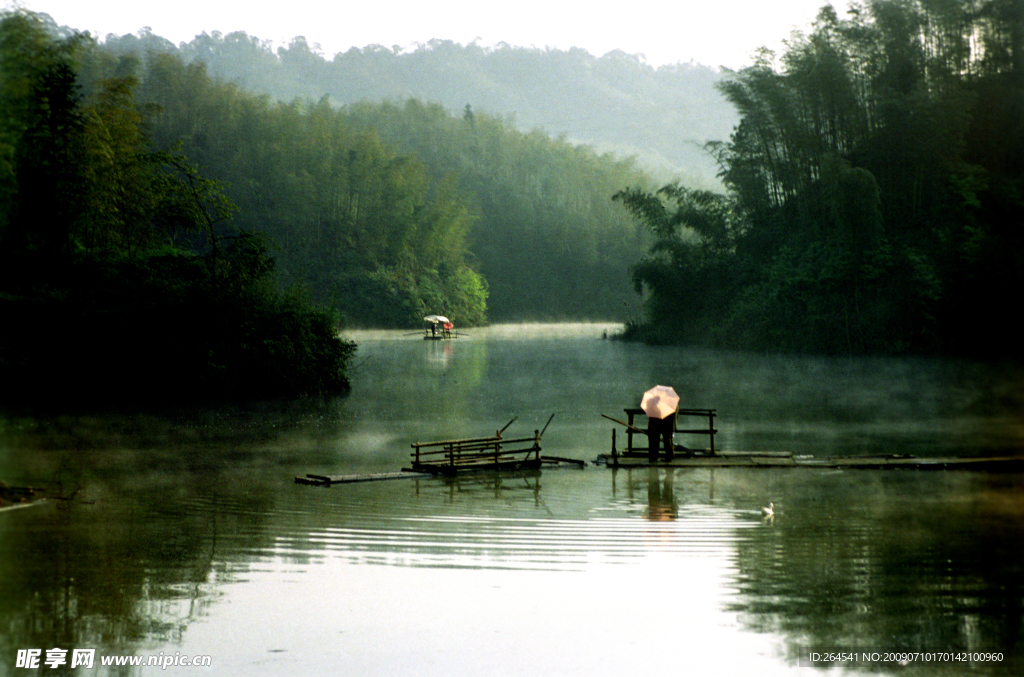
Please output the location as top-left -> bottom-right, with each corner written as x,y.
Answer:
618,0 -> 1024,357
340,100 -> 652,320
131,58 -> 490,326
101,31 -> 737,186
17,2 -> 1019,356
14,11 -> 662,326
116,55 -> 653,324
66,30 -> 656,324
0,12 -> 355,402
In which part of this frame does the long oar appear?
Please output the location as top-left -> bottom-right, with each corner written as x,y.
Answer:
601,413 -> 648,435
498,416 -> 518,435
539,413 -> 555,438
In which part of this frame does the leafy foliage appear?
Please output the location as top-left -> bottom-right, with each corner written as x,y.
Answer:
0,11 -> 355,403
343,99 -> 652,321
89,46 -> 653,324
126,56 -> 490,327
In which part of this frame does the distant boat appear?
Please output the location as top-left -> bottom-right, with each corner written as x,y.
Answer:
423,315 -> 456,340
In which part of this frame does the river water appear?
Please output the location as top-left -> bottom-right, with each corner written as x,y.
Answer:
1,323 -> 1023,676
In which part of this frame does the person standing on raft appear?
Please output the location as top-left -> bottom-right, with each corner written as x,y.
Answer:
647,410 -> 677,462
641,385 -> 679,463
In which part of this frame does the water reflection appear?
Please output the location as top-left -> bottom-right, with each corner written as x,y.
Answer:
730,470 -> 1024,672
2,325 -> 1023,676
645,468 -> 678,520
3,457 -> 1024,675
0,484 -> 268,668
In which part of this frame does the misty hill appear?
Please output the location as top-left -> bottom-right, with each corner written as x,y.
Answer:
102,31 -> 739,186
24,13 -> 740,324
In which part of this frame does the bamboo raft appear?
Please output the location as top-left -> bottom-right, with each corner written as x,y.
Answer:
594,450 -> 1024,470
295,416 -> 585,485
406,415 -> 585,475
408,415 -> 583,475
295,407 -> 1024,486
597,408 -> 1024,471
409,430 -> 543,474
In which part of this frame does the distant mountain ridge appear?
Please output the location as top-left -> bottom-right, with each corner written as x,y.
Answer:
98,29 -> 739,186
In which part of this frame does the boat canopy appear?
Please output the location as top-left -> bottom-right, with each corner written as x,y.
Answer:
424,315 -> 450,324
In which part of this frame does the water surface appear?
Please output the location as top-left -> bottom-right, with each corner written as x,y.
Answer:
2,324 -> 1022,676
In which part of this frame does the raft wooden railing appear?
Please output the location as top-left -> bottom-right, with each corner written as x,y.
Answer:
410,431 -> 542,471
621,407 -> 717,455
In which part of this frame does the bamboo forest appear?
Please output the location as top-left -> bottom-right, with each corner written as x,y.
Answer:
618,0 -> 1023,356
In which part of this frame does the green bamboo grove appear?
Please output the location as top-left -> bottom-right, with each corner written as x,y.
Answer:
617,0 -> 1023,356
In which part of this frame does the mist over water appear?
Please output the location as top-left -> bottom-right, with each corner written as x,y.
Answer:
345,323 -> 1024,462
2,324 -> 1022,676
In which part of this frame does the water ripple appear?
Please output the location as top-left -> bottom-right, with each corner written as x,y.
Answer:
266,510 -> 752,571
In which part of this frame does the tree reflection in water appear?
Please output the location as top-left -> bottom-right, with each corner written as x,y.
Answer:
0,402 -> 336,664
727,470 -> 1024,673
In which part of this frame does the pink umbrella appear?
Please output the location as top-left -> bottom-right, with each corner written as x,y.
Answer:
641,385 -> 679,420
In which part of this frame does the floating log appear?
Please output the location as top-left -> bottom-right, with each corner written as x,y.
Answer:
295,471 -> 435,486
541,455 -> 587,467
594,451 -> 1024,471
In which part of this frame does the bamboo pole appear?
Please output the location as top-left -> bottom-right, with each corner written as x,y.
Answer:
413,436 -> 538,456
412,434 -> 503,448
540,413 -> 555,438
708,411 -> 716,455
601,413 -> 646,435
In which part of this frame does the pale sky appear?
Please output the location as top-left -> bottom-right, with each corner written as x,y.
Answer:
10,0 -> 848,70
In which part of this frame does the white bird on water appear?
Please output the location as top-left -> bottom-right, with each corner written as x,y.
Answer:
761,502 -> 774,517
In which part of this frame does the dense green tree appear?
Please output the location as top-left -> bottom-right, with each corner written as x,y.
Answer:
89,45 -> 652,325
613,184 -> 742,344
0,11 -> 355,403
620,0 -> 1024,356
123,54 -> 490,327
343,98 -> 651,321
50,23 -> 696,324
4,43 -> 88,255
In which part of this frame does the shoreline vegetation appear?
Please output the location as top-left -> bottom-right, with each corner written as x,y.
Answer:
0,11 -> 355,403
